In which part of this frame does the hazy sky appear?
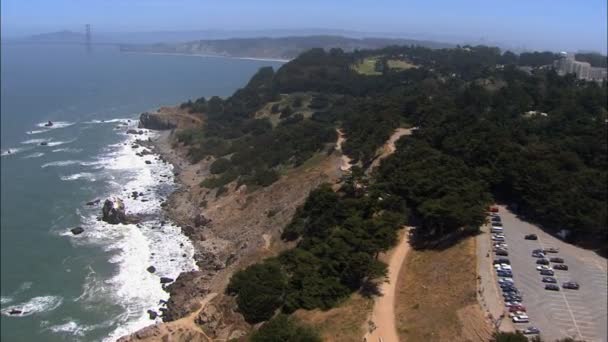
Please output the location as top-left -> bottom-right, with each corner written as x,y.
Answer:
2,0 -> 607,52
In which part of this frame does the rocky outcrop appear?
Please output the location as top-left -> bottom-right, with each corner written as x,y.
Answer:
102,197 -> 127,224
70,227 -> 84,235
162,271 -> 210,322
138,112 -> 177,130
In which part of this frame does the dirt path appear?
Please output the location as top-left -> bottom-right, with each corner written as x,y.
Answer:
336,129 -> 353,172
364,229 -> 411,342
367,128 -> 414,173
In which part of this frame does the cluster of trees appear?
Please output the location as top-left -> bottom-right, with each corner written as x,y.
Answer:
227,183 -> 407,323
250,314 -> 320,342
575,52 -> 608,68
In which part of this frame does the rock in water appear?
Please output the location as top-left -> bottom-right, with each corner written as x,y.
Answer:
70,227 -> 85,235
138,112 -> 177,130
9,309 -> 22,315
39,142 -> 48,146
159,277 -> 174,284
147,266 -> 156,273
44,120 -> 53,127
86,199 -> 100,206
147,309 -> 158,320
102,197 -> 127,224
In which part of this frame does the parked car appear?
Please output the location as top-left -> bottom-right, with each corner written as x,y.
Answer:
491,228 -> 504,234
498,277 -> 514,284
489,206 -> 499,213
495,249 -> 509,256
492,236 -> 505,242
505,295 -> 523,302
540,269 -> 555,276
491,216 -> 501,222
521,327 -> 540,335
509,310 -> 527,318
497,271 -> 513,277
502,287 -> 519,293
494,258 -> 510,265
544,247 -> 559,253
545,284 -> 560,291
492,222 -> 503,227
536,258 -> 550,265
504,301 -> 522,307
536,265 -> 552,271
524,234 -> 538,240
532,249 -> 543,253
542,277 -> 557,283
531,252 -> 545,258
550,257 -> 564,263
562,281 -> 580,290
509,305 -> 526,312
554,264 -> 569,271
512,315 -> 530,323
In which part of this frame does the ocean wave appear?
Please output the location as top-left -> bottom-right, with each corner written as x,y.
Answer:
60,173 -> 97,181
1,296 -> 13,305
21,138 -> 49,145
84,118 -> 133,124
47,320 -> 89,337
52,148 -> 83,153
47,139 -> 76,147
0,296 -> 63,317
23,152 -> 45,159
1,147 -> 29,157
41,160 -> 82,168
26,129 -> 47,135
36,121 -> 74,129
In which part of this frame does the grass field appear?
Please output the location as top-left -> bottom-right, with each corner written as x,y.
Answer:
353,57 -> 382,75
294,293 -> 373,341
395,237 -> 493,341
387,59 -> 417,70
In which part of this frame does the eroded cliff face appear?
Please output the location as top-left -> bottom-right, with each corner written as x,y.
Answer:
138,106 -> 204,131
119,128 -> 344,341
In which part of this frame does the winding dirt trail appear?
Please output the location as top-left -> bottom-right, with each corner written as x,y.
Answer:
367,127 -> 414,173
364,230 -> 411,342
336,129 -> 353,172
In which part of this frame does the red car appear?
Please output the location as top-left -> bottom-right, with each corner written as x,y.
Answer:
509,305 -> 526,312
489,206 -> 499,213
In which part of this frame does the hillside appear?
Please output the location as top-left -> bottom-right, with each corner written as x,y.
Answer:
119,35 -> 453,60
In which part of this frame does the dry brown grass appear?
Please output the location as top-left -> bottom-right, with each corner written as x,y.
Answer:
395,237 -> 493,342
294,293 -> 373,342
387,59 -> 417,70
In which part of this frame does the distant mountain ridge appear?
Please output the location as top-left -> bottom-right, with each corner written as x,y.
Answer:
119,35 -> 454,60
26,30 -> 86,43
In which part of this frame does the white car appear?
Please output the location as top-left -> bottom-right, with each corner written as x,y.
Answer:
498,278 -> 514,284
504,301 -> 522,307
494,264 -> 512,271
512,315 -> 530,323
536,265 -> 553,271
509,311 -> 527,318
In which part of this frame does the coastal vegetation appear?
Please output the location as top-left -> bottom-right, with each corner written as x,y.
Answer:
176,44 -> 607,335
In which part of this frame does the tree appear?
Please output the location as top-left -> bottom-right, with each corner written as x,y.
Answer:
250,314 -> 321,342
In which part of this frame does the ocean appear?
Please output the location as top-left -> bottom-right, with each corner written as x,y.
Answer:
0,43 -> 283,341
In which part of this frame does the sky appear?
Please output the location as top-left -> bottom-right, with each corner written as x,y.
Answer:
2,0 -> 607,53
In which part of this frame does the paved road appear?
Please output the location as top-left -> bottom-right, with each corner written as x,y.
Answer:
497,205 -> 607,342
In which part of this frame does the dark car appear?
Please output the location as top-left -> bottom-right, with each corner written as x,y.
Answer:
542,277 -> 557,283
495,250 -> 509,256
540,269 -> 555,276
505,295 -> 523,302
502,287 -> 519,293
554,264 -> 569,271
494,258 -> 510,265
544,247 -> 559,253
525,234 -> 538,240
545,284 -> 560,291
491,216 -> 501,222
536,258 -> 549,265
497,271 -> 513,278
562,282 -> 580,290
550,257 -> 564,263
532,252 -> 545,258
492,222 -> 503,227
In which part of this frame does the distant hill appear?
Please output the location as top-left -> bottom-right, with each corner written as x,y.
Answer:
119,35 -> 453,60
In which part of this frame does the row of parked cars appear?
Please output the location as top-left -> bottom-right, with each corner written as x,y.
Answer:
489,207 -> 540,336
528,241 -> 580,291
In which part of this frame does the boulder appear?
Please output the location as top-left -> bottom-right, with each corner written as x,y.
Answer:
39,142 -> 48,146
147,309 -> 158,320
70,227 -> 85,235
126,129 -> 143,135
102,197 -> 127,224
44,121 -> 53,127
138,112 -> 177,130
9,309 -> 22,315
193,214 -> 211,228
147,266 -> 156,273
86,199 -> 100,206
160,277 -> 174,284
145,160 -> 152,165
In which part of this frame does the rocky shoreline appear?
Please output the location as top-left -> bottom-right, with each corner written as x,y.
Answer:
118,107 -> 344,340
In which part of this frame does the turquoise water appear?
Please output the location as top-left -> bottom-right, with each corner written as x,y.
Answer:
0,43 -> 283,341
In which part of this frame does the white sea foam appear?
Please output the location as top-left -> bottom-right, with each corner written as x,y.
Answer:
84,118 -> 133,124
52,148 -> 83,153
0,296 -> 63,317
41,160 -> 82,168
26,129 -> 47,135
1,147 -> 29,157
23,152 -> 45,159
60,173 -> 97,181
47,139 -> 76,147
1,296 -> 13,305
62,129 -> 196,341
21,138 -> 49,145
36,121 -> 74,129
48,320 -> 89,336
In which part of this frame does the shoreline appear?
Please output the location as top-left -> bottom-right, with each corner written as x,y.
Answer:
122,51 -> 292,63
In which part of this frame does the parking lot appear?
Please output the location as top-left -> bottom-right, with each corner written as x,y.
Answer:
494,205 -> 607,342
